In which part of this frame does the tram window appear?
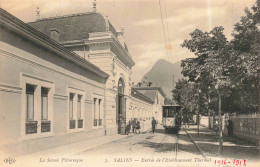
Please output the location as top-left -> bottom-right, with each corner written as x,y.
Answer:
163,108 -> 168,117
168,108 -> 175,117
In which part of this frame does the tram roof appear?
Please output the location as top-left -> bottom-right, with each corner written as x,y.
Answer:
162,105 -> 181,107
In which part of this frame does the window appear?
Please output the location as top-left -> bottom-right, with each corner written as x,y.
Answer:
41,87 -> 50,133
93,95 -> 103,128
163,108 -> 168,117
22,74 -> 54,138
78,95 -> 83,128
26,84 -> 35,120
77,95 -> 82,119
41,87 -> 49,120
69,93 -> 74,119
93,98 -> 97,126
68,87 -> 84,131
69,93 -> 75,129
26,84 -> 37,134
98,99 -> 102,126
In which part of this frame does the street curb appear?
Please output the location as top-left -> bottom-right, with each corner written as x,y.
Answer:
183,128 -> 207,158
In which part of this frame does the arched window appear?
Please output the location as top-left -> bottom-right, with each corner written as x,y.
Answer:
118,78 -> 125,95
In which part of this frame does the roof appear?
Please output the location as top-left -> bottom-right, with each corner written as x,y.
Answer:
132,87 -> 167,98
140,91 -> 157,102
162,105 -> 181,107
131,88 -> 154,104
28,12 -> 116,42
0,8 -> 109,79
27,11 -> 135,68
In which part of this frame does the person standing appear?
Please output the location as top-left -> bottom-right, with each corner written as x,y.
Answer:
151,117 -> 157,133
131,118 -> 137,133
227,120 -> 233,137
125,120 -> 131,135
136,120 -> 141,134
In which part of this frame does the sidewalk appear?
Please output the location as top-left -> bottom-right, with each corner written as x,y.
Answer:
19,133 -> 132,158
185,125 -> 260,161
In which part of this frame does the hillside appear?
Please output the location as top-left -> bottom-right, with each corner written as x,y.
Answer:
140,59 -> 183,98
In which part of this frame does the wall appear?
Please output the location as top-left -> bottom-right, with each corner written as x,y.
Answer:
127,96 -> 153,132
230,115 -> 260,146
208,114 -> 260,146
155,92 -> 165,124
200,116 -> 209,128
0,27 -> 106,156
88,35 -> 134,135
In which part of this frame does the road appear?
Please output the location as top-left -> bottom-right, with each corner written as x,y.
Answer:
78,125 -> 203,158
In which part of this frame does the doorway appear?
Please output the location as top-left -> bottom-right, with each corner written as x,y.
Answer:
117,78 -> 125,134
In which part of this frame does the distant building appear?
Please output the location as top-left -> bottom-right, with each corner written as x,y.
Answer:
0,8 -> 166,155
132,87 -> 166,124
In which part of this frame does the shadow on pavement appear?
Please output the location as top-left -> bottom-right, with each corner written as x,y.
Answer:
186,127 -> 260,160
136,129 -> 201,156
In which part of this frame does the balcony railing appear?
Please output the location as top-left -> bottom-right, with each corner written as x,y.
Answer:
70,120 -> 76,129
41,120 -> 51,133
94,119 -> 97,126
78,119 -> 83,128
26,121 -> 37,134
99,119 -> 102,126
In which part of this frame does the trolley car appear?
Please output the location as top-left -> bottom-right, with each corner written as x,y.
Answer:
162,105 -> 182,133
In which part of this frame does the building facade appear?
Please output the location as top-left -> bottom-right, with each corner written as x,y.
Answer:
0,8 -> 165,155
132,87 -> 166,124
28,11 -> 136,135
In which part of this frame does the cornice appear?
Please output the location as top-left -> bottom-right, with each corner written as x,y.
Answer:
88,31 -> 135,68
54,94 -> 68,100
0,83 -> 22,94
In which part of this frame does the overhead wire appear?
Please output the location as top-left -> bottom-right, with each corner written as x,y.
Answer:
158,0 -> 169,59
159,0 -> 175,89
163,0 -> 174,88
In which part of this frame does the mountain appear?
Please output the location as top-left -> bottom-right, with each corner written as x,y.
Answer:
140,59 -> 184,98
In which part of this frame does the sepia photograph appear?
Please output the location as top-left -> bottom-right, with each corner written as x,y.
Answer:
0,0 -> 260,166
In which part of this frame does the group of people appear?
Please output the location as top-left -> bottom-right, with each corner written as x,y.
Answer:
123,117 -> 157,135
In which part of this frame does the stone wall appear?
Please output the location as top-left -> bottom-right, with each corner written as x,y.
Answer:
230,115 -> 260,146
208,114 -> 260,146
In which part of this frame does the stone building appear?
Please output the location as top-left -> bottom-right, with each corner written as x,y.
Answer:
132,87 -> 166,124
28,10 -> 136,136
0,7 -> 165,155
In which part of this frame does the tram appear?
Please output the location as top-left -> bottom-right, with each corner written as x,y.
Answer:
162,105 -> 182,133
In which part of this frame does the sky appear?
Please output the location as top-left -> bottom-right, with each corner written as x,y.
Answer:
0,0 -> 256,83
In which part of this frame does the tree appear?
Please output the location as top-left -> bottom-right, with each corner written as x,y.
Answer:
181,26 -> 232,155
172,79 -> 197,115
230,0 -> 260,113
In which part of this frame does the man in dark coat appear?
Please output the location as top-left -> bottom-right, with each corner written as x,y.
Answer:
131,118 -> 137,133
151,117 -> 157,133
227,120 -> 233,136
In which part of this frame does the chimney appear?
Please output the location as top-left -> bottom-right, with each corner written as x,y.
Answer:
36,7 -> 40,20
50,28 -> 59,42
93,0 -> 97,12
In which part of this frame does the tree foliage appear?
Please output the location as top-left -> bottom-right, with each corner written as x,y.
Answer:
230,0 -> 260,112
174,0 -> 260,114
172,79 -> 208,115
